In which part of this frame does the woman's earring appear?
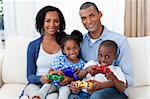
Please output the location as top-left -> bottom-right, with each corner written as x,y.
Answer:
57,29 -> 60,32
62,50 -> 66,55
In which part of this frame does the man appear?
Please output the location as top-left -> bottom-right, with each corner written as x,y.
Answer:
69,2 -> 133,99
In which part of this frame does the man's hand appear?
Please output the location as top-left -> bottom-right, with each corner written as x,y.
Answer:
69,81 -> 81,94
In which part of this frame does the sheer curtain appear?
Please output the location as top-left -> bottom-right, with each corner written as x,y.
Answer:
35,0 -> 125,35
3,0 -> 37,37
3,0 -> 125,37
125,0 -> 150,37
3,1 -> 17,37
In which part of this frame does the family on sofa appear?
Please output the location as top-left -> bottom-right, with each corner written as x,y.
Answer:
20,2 -> 133,99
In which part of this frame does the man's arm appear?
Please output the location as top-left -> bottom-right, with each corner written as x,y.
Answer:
116,37 -> 134,87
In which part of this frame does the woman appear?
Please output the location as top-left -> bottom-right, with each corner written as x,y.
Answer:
20,5 -> 66,99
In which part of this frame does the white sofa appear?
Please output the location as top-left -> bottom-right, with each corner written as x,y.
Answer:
0,35 -> 149,99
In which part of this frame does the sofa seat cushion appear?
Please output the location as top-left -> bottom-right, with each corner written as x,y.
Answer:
0,83 -> 26,98
128,86 -> 150,99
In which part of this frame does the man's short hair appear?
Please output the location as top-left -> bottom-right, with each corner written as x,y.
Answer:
80,2 -> 99,12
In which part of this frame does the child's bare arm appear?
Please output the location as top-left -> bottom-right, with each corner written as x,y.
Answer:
77,67 -> 89,80
106,72 -> 126,93
113,79 -> 126,93
78,66 -> 98,80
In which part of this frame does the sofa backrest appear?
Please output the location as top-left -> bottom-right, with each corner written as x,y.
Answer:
2,35 -> 34,84
1,35 -> 149,86
128,36 -> 150,87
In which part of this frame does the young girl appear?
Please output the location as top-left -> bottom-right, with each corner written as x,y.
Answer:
33,30 -> 85,99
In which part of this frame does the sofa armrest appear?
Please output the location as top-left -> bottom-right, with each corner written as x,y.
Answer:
0,49 -> 5,88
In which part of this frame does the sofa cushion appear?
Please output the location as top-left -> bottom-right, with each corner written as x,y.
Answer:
2,35 -> 34,84
0,50 -> 4,87
128,36 -> 150,87
0,83 -> 26,98
128,86 -> 150,99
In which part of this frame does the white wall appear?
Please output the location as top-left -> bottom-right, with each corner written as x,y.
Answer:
3,0 -> 125,37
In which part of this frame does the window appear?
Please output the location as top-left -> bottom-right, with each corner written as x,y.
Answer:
0,0 -> 3,30
0,0 -> 4,48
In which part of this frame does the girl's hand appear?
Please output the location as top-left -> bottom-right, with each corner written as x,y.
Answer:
40,75 -> 51,84
69,81 -> 81,94
60,76 -> 73,86
56,70 -> 64,76
49,70 -> 63,76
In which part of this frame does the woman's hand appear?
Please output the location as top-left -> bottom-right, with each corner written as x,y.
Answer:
40,75 -> 51,84
60,76 -> 74,86
69,81 -> 81,94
